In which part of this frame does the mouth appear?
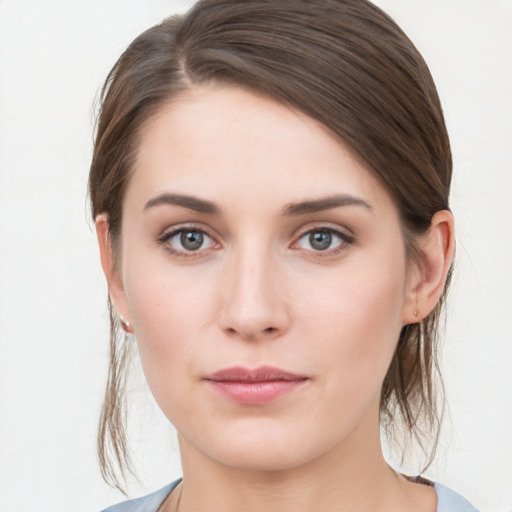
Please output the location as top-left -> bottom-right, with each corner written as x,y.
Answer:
204,366 -> 309,405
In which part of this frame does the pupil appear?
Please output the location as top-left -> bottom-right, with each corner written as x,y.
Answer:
181,231 -> 203,251
310,231 -> 332,251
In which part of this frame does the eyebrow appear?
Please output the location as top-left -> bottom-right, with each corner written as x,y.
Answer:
143,192 -> 372,216
144,193 -> 221,215
282,194 -> 372,216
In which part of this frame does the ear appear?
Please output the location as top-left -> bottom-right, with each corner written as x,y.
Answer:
95,214 -> 133,332
402,210 -> 455,324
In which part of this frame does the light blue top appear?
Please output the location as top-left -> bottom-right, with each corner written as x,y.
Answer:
101,478 -> 480,512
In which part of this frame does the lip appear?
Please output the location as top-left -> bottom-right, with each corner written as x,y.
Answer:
204,366 -> 309,405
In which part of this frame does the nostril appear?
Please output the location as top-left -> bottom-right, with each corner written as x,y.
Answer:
225,325 -> 278,340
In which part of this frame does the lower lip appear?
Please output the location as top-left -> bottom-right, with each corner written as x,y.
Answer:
207,379 -> 308,405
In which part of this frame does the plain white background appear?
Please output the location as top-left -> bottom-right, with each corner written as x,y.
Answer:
0,1 -> 510,511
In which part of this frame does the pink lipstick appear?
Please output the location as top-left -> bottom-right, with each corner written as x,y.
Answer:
204,366 -> 308,405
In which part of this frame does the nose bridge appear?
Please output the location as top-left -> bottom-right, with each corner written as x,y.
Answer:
219,236 -> 288,340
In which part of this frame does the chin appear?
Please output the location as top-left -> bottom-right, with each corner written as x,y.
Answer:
209,443 -> 318,473
179,415 -> 355,474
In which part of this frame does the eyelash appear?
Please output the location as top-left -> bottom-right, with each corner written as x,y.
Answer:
292,227 -> 355,256
156,224 -> 219,258
156,225 -> 355,258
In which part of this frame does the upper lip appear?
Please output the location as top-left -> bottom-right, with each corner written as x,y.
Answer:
205,366 -> 308,382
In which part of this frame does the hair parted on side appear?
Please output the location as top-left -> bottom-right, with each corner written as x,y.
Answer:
89,0 -> 452,492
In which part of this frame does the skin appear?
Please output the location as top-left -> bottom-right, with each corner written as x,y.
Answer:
97,85 -> 454,512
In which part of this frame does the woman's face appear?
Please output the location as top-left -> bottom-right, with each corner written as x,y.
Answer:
110,85 -> 418,471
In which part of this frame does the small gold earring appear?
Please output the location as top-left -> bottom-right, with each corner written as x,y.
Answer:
413,291 -> 420,319
120,316 -> 132,333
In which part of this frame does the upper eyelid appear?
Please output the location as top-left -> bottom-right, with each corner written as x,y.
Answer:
290,226 -> 356,252
158,223 -> 216,240
296,228 -> 353,243
291,223 -> 355,241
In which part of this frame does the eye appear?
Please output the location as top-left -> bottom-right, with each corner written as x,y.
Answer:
294,228 -> 353,253
158,227 -> 218,256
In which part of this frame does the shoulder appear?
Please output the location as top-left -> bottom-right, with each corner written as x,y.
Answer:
99,479 -> 181,512
433,482 -> 480,512
98,478 -> 481,512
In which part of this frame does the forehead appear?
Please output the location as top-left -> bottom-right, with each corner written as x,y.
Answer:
128,85 -> 396,215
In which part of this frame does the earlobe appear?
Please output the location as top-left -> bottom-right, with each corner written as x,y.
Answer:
95,214 -> 132,329
403,210 -> 455,324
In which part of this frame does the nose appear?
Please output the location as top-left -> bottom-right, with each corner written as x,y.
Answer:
218,245 -> 290,342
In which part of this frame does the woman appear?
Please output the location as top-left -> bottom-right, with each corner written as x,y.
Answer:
90,0 -> 479,510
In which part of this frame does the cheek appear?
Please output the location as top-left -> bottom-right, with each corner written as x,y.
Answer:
122,260 -> 218,398
300,256 -> 407,395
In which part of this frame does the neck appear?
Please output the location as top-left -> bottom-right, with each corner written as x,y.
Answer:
171,416 -> 433,512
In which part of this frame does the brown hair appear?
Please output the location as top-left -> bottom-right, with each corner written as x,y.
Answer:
89,0 -> 452,491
